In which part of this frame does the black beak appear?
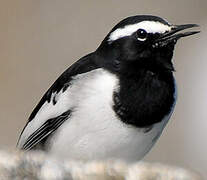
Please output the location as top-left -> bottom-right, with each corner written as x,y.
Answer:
154,24 -> 200,47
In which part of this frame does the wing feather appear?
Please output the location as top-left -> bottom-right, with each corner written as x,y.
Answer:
17,53 -> 100,149
22,110 -> 71,150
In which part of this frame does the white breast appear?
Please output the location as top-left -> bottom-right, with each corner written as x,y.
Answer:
47,69 -> 175,162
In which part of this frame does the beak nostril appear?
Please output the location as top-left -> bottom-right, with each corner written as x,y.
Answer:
153,24 -> 200,47
158,24 -> 200,41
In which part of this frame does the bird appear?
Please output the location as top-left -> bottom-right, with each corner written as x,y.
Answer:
17,15 -> 199,162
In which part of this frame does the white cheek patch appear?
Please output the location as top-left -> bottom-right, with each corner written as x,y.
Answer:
108,21 -> 172,42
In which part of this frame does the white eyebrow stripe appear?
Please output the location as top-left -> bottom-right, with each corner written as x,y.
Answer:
108,21 -> 172,42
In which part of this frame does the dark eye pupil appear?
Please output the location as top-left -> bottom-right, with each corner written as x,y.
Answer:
137,29 -> 147,39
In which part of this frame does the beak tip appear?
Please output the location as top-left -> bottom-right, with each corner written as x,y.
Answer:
173,23 -> 200,29
190,24 -> 200,28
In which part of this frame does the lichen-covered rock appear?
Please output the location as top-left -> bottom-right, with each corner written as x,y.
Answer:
0,149 -> 202,180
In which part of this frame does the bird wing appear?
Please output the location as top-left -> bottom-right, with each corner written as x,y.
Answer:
17,53 -> 100,150
21,110 -> 71,150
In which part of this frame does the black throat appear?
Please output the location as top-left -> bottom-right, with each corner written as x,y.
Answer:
113,67 -> 176,128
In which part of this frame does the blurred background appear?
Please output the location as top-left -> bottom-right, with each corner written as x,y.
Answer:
0,0 -> 206,178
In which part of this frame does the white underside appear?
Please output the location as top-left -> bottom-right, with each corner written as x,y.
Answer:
18,69 -> 176,162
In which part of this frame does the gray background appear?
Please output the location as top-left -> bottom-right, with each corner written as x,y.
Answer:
0,0 -> 206,178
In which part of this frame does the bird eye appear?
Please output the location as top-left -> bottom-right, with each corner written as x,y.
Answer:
136,29 -> 148,41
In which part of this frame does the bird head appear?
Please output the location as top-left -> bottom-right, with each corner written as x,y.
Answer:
97,15 -> 200,74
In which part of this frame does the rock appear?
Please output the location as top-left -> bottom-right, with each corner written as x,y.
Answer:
0,149 -> 202,180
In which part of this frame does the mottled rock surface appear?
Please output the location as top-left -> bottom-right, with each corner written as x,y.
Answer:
0,150 -> 202,180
